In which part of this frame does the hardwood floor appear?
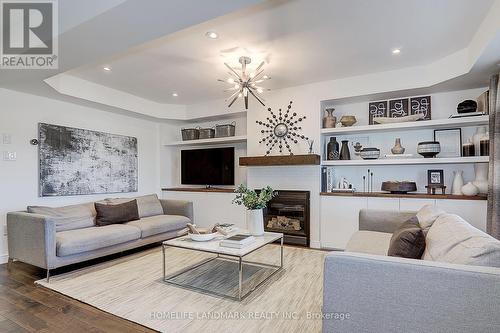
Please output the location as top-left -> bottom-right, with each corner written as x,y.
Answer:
0,249 -> 158,333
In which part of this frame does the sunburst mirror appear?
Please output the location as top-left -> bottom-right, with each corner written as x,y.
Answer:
256,101 -> 308,155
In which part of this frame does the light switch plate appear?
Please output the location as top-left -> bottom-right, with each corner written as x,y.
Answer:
2,133 -> 12,144
3,151 -> 16,161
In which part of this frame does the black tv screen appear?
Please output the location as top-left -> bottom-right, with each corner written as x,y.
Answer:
181,147 -> 235,186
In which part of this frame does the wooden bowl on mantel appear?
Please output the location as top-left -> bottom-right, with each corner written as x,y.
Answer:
381,181 -> 417,194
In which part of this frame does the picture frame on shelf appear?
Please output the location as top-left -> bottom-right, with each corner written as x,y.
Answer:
427,169 -> 444,186
388,98 -> 409,118
368,100 -> 388,125
434,128 -> 462,158
426,169 -> 446,195
410,96 -> 432,120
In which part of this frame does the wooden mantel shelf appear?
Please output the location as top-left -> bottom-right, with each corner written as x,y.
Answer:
239,154 -> 321,166
320,191 -> 487,201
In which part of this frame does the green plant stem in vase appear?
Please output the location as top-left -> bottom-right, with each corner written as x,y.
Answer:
232,184 -> 276,235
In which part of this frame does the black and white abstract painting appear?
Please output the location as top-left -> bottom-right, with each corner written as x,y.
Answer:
39,123 -> 138,196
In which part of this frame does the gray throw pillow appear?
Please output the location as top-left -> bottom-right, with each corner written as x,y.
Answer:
387,216 -> 426,259
95,199 -> 139,226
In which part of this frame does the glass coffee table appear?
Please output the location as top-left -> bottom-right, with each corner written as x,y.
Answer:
162,232 -> 283,301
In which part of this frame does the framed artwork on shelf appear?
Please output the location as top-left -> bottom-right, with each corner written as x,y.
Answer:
388,98 -> 409,118
410,96 -> 432,120
368,100 -> 388,125
434,128 -> 462,158
427,169 -> 444,186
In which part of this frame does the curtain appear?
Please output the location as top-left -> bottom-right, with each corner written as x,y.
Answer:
487,73 -> 500,239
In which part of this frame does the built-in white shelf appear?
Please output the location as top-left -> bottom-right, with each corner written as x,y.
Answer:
320,115 -> 489,136
163,135 -> 247,146
321,156 -> 489,166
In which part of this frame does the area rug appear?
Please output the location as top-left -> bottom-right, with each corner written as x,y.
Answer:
36,245 -> 327,333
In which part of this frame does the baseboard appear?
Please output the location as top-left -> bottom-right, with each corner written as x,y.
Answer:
309,241 -> 321,249
0,254 -> 8,264
318,242 -> 345,251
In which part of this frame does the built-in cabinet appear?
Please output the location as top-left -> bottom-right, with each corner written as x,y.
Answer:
320,195 -> 487,250
318,88 -> 490,250
320,196 -> 367,250
162,190 -> 246,229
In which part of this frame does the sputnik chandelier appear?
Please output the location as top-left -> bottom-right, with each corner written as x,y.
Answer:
218,56 -> 270,109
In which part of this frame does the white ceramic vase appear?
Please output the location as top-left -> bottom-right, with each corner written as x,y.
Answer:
473,163 -> 488,194
452,170 -> 464,195
461,182 -> 479,196
246,209 -> 264,236
473,127 -> 487,156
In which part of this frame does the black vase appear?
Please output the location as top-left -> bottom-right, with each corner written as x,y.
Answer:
340,140 -> 350,160
327,137 -> 339,160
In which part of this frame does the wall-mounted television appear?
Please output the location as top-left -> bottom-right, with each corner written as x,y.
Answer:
181,147 -> 235,186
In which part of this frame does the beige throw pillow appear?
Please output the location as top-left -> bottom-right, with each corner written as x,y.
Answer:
416,204 -> 445,232
422,213 -> 500,268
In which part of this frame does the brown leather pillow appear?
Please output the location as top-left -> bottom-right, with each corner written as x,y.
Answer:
95,199 -> 139,226
388,216 -> 426,259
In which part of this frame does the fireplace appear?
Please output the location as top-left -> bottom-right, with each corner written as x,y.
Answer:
263,190 -> 310,246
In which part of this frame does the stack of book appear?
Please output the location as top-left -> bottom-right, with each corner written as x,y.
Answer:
220,234 -> 255,249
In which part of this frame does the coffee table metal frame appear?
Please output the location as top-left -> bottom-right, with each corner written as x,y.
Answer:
162,234 -> 284,301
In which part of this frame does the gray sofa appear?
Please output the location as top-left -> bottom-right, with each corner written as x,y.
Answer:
323,208 -> 500,333
7,194 -> 193,281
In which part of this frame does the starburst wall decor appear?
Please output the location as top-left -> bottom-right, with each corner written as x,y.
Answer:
256,101 -> 309,155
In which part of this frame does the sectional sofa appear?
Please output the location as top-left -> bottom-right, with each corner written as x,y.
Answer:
323,207 -> 500,333
7,194 -> 192,281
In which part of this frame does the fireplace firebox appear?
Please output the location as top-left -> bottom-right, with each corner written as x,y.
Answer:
262,190 -> 310,246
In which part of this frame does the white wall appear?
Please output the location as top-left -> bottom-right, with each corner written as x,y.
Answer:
0,88 -> 161,262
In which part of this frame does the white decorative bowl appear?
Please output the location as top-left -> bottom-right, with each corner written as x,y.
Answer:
189,228 -> 218,241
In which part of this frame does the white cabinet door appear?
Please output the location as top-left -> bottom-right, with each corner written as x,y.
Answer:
366,197 -> 399,211
399,198 -> 435,212
320,196 -> 367,250
436,200 -> 487,231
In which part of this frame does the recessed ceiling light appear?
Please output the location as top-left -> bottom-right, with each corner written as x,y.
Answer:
392,48 -> 401,55
205,31 -> 218,39
103,66 -> 112,71
172,92 -> 178,97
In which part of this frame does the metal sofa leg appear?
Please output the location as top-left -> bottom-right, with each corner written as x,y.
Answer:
7,258 -> 13,271
46,269 -> 50,283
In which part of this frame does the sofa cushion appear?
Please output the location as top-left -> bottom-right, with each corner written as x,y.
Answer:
423,213 -> 500,267
388,217 -> 426,259
126,215 -> 189,238
416,205 -> 445,233
103,194 -> 164,218
56,224 -> 141,256
95,199 -> 140,226
345,231 -> 393,256
27,203 -> 96,232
